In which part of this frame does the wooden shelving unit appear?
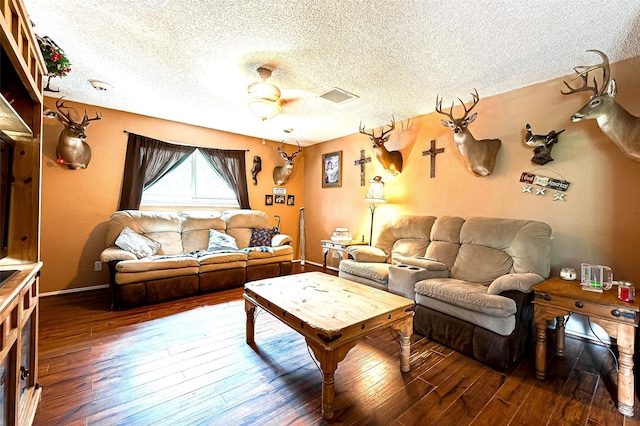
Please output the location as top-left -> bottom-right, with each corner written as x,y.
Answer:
0,0 -> 45,424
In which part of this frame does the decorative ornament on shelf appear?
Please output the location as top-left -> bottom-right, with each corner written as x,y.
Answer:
519,169 -> 570,202
36,35 -> 72,92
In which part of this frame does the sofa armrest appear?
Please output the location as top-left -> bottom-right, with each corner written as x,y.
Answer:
272,233 -> 293,247
395,256 -> 448,272
487,273 -> 545,295
100,246 -> 137,262
345,245 -> 387,263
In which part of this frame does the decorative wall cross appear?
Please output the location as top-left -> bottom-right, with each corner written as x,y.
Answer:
353,149 -> 372,186
421,139 -> 445,178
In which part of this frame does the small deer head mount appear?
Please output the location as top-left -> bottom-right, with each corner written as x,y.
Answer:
436,89 -> 501,177
524,124 -> 565,165
562,49 -> 640,162
358,117 -> 403,175
46,98 -> 102,169
272,140 -> 302,185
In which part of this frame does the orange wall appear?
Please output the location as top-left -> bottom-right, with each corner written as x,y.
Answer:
304,56 -> 640,278
40,102 -> 304,293
41,55 -> 640,293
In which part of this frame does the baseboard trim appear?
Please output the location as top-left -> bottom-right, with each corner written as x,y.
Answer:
41,284 -> 109,297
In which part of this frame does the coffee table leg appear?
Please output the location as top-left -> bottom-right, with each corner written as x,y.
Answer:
392,316 -> 413,372
555,316 -> 565,356
244,298 -> 256,344
306,340 -> 357,420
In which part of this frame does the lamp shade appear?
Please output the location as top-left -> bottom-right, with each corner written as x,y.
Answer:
364,176 -> 386,202
247,97 -> 283,121
247,67 -> 284,121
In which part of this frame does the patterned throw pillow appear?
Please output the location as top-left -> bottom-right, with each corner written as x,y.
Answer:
115,227 -> 161,259
249,227 -> 276,247
207,229 -> 239,252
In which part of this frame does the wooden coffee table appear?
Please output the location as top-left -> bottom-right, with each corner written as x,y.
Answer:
243,272 -> 414,420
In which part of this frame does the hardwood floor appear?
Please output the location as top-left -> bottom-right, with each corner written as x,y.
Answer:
34,264 -> 640,425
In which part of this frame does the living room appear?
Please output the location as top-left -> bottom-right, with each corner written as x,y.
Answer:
3,0 -> 640,424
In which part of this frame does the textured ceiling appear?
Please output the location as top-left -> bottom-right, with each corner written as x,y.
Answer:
24,0 -> 640,146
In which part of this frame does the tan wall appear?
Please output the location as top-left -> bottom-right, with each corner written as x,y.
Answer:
41,55 -> 640,293
40,101 -> 304,293
304,56 -> 640,279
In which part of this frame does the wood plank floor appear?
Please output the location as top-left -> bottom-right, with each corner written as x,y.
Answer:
33,264 -> 640,425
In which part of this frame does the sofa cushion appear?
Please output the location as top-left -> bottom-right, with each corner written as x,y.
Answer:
115,227 -> 161,259
198,252 -> 248,265
345,245 -> 387,263
452,244 -> 513,285
375,215 -> 436,256
339,259 -> 390,286
414,279 -> 517,318
115,256 -> 200,272
107,211 -> 184,255
249,227 -> 276,247
207,229 -> 240,252
181,211 -> 226,253
391,239 -> 431,263
425,216 -> 465,269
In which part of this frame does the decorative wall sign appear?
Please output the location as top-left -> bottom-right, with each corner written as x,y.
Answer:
353,149 -> 372,186
421,139 -> 445,178
272,187 -> 286,195
519,171 -> 571,201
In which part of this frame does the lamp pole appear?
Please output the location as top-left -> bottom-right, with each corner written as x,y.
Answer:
369,202 -> 376,246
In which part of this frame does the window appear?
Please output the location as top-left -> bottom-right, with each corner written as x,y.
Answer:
141,149 -> 239,207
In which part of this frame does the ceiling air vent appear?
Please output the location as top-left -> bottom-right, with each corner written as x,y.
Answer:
319,87 -> 359,104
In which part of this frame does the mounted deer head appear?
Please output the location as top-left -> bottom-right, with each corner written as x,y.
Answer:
47,98 -> 102,169
562,49 -> 640,162
358,117 -> 403,175
436,89 -> 501,177
272,140 -> 302,185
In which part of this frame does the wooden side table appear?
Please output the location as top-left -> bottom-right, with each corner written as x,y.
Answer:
532,276 -> 640,416
321,240 -> 368,273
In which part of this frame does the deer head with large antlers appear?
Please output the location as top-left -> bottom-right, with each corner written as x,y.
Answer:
436,89 -> 501,177
358,117 -> 403,175
272,140 -> 302,185
562,49 -> 640,162
47,98 -> 102,169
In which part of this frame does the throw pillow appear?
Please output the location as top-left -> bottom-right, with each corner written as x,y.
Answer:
249,227 -> 276,247
207,229 -> 239,252
115,227 -> 161,259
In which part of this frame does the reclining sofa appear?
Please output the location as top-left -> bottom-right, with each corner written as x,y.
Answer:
339,215 -> 552,370
100,209 -> 293,309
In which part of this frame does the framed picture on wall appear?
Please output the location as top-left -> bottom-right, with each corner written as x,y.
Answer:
322,151 -> 342,188
274,195 -> 285,204
265,194 -> 273,206
287,195 -> 295,206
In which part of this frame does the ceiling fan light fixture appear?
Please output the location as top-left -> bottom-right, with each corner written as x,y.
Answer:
247,66 -> 283,120
247,98 -> 283,121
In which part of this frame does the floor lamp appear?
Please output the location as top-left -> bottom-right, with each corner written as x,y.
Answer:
364,176 -> 386,246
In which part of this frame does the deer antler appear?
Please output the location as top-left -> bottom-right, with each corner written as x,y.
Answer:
459,89 -> 480,119
359,116 -> 395,141
290,140 -> 302,159
81,110 -> 102,126
435,95 -> 456,120
55,98 -> 76,125
562,50 -> 610,97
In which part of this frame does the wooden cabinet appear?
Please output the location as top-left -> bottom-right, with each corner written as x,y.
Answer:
0,0 -> 44,424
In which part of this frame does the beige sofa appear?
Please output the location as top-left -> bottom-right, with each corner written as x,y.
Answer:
100,209 -> 293,309
339,215 -> 552,370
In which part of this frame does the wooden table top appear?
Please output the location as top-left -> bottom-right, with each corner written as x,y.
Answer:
533,276 -> 640,312
244,272 -> 414,334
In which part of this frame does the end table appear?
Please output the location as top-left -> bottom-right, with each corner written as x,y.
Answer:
532,276 -> 640,416
321,240 -> 368,273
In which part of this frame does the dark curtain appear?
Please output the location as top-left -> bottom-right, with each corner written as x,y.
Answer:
199,148 -> 251,209
118,133 -> 196,210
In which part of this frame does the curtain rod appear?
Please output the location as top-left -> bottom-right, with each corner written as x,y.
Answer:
122,130 -> 249,151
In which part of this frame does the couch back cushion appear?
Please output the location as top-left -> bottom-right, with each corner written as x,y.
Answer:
223,210 -> 272,248
425,216 -> 465,269
451,217 -> 552,285
106,210 -> 184,255
376,215 -> 436,263
180,211 -> 226,253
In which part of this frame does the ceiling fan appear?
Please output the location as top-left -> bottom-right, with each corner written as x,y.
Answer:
246,66 -> 304,121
